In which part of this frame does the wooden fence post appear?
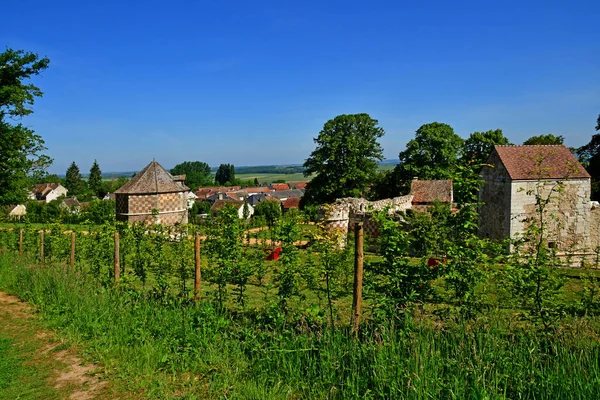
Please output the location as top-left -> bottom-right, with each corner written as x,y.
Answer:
114,231 -> 120,284
40,230 -> 45,263
194,231 -> 201,301
19,229 -> 23,255
70,232 -> 75,267
351,221 -> 364,334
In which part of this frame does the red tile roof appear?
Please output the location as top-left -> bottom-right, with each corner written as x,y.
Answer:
410,180 -> 453,203
271,183 -> 290,191
283,197 -> 301,209
493,145 -> 590,180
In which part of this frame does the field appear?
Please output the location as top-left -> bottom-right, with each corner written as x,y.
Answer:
1,213 -> 600,399
236,172 -> 309,183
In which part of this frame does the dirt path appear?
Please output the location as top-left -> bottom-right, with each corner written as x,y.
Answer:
0,291 -> 110,399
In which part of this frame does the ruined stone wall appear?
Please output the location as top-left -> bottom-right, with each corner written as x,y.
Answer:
324,195 -> 413,239
509,178 -> 590,252
479,152 -> 512,241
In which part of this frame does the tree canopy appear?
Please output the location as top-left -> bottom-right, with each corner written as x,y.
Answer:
88,159 -> 103,198
302,113 -> 384,206
461,129 -> 510,166
523,134 -> 564,145
577,114 -> 600,200
0,48 -> 51,205
215,164 -> 235,185
171,161 -> 213,190
65,161 -> 84,197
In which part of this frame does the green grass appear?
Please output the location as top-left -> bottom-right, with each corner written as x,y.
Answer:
1,251 -> 600,399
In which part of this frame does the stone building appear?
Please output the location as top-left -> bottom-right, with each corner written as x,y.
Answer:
479,145 -> 591,253
409,179 -> 453,212
115,161 -> 189,225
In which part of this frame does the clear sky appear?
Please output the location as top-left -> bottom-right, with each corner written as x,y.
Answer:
2,0 -> 599,174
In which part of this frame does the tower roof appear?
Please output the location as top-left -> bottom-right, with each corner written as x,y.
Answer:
115,161 -> 189,194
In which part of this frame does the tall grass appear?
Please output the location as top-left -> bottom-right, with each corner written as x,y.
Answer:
1,253 -> 599,399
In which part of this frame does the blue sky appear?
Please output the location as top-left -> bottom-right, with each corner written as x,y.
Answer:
2,0 -> 599,174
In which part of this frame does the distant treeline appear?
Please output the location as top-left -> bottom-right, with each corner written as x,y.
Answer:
218,165 -> 306,175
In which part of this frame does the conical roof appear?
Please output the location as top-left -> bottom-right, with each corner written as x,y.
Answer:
115,161 -> 189,194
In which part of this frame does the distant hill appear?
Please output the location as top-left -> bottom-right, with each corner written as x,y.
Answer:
65,160 -> 398,179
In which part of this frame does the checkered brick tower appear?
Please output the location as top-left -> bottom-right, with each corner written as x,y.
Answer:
115,161 -> 189,225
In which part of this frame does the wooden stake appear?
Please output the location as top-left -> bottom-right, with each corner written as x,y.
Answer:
19,229 -> 23,255
70,232 -> 75,267
194,231 -> 201,301
351,221 -> 364,334
40,230 -> 45,263
114,232 -> 120,284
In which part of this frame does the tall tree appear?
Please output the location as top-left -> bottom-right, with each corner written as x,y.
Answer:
171,161 -> 212,189
378,122 -> 462,198
577,114 -> 600,200
461,129 -> 511,166
65,162 -> 84,197
0,48 -> 51,205
88,159 -> 103,198
302,113 -> 384,206
215,163 -> 235,185
523,134 -> 564,145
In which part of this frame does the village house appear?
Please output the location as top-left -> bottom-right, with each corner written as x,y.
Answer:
479,145 -> 592,254
115,161 -> 190,225
268,189 -> 304,202
6,204 -> 26,220
29,183 -> 68,203
283,197 -> 300,213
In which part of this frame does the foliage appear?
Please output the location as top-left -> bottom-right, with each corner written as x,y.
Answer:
403,200 -> 452,257
461,129 -> 510,166
170,161 -> 212,190
367,210 -> 439,323
88,159 -> 103,198
204,205 -> 243,308
302,113 -> 384,205
273,212 -> 304,310
0,48 -> 51,205
577,114 -> 600,200
253,199 -> 281,228
503,165 -> 568,330
64,161 -> 84,197
81,199 -> 115,224
523,134 -> 564,145
375,122 -> 463,199
214,163 -> 235,185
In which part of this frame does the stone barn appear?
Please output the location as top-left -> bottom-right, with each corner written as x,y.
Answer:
479,145 -> 591,254
115,161 -> 190,225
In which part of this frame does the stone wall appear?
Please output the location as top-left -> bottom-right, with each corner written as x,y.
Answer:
324,195 -> 414,239
508,178 -> 590,253
479,151 -> 512,241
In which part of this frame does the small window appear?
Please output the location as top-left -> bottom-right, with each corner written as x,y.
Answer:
548,241 -> 557,249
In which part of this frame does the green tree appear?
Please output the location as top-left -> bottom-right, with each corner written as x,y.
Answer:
171,161 -> 213,190
373,122 -> 462,199
523,134 -> 564,145
461,129 -> 511,166
215,163 -> 235,185
88,159 -> 103,198
0,48 -> 51,205
65,161 -> 84,197
577,114 -> 600,200
254,199 -> 282,228
302,113 -> 384,205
